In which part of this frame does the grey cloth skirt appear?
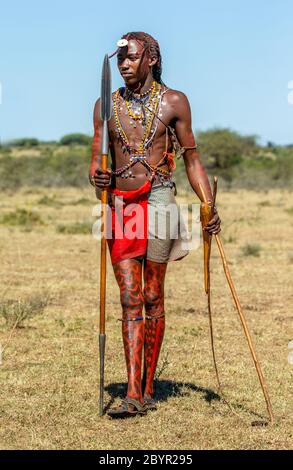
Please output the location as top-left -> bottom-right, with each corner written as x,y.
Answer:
144,183 -> 190,263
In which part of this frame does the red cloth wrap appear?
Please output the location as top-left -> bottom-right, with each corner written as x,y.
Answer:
106,180 -> 152,265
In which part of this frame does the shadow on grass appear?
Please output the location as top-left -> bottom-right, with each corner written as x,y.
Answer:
104,380 -> 220,413
104,380 -> 268,423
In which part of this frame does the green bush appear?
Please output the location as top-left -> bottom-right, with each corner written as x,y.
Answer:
59,133 -> 92,146
0,208 -> 44,228
0,293 -> 50,328
7,138 -> 39,148
56,221 -> 92,234
37,195 -> 62,207
0,147 -> 91,189
241,243 -> 261,257
197,128 -> 258,169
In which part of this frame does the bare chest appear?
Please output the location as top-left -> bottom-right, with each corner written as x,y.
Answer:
108,87 -> 175,154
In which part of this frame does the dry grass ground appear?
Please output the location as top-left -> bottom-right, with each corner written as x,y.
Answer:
0,184 -> 292,450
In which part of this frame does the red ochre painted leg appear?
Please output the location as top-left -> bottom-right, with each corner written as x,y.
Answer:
113,258 -> 144,403
142,259 -> 167,400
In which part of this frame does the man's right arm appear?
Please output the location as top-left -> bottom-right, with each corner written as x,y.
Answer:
89,98 -> 112,200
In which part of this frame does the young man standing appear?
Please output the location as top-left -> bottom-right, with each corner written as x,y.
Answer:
89,32 -> 221,418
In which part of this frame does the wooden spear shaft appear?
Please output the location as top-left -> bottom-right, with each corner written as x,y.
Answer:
98,54 -> 111,417
99,149 -> 108,417
199,178 -> 274,424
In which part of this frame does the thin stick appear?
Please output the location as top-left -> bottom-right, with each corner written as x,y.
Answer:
214,232 -> 274,424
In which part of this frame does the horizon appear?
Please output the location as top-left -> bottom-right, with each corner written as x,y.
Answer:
1,128 -> 292,148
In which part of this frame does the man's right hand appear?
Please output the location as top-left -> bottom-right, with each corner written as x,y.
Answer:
91,167 -> 112,189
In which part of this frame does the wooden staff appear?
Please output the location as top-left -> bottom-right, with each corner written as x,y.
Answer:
199,181 -> 223,397
199,178 -> 274,425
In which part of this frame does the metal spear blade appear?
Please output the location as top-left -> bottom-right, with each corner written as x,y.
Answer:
100,54 -> 112,122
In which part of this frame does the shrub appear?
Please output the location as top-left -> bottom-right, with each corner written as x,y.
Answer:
59,133 -> 92,146
241,243 -> 261,257
56,221 -> 92,234
7,138 -> 39,148
0,148 -> 91,189
0,293 -> 50,328
37,195 -> 62,207
197,128 -> 258,169
0,208 -> 44,229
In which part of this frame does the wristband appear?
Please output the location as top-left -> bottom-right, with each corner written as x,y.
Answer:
202,200 -> 217,212
207,199 -> 217,209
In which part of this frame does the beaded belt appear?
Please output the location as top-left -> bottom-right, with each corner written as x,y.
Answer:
111,153 -> 172,180
151,179 -> 177,194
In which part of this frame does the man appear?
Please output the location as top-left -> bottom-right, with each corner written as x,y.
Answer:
89,32 -> 221,418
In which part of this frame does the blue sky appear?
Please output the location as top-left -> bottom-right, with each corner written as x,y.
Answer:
0,0 -> 292,145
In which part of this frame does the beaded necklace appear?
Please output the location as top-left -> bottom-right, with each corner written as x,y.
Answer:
113,80 -> 161,154
124,82 -> 155,126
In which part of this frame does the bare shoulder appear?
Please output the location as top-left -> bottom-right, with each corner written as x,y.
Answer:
94,97 -> 101,112
163,88 -> 190,106
163,87 -> 191,117
93,98 -> 102,124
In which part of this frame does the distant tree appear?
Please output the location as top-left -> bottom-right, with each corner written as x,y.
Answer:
59,133 -> 92,146
197,128 -> 258,169
8,138 -> 39,148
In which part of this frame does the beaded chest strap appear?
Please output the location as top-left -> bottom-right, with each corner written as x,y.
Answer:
111,82 -> 198,180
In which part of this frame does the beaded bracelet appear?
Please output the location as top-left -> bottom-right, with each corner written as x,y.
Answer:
206,200 -> 217,211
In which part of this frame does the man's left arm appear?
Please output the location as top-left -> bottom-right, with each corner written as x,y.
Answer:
173,91 -> 221,235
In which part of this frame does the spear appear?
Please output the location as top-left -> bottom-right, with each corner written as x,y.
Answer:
99,54 -> 112,417
199,178 -> 274,425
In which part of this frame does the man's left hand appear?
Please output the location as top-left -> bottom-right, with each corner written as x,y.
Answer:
204,209 -> 221,235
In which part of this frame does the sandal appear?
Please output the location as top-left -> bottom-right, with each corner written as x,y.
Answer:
143,397 -> 157,411
108,397 -> 147,419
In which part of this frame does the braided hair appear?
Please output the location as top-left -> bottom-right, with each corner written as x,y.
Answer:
121,31 -> 164,84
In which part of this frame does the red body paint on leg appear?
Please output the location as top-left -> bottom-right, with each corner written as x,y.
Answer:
142,260 -> 167,399
113,258 -> 144,402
